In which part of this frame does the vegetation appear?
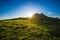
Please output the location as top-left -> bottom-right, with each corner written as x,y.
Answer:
0,13 -> 60,40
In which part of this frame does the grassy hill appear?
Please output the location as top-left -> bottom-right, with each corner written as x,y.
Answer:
0,13 -> 60,40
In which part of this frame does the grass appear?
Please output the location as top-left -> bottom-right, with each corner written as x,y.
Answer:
0,19 -> 60,40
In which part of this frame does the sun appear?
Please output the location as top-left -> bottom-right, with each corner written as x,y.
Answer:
28,14 -> 33,18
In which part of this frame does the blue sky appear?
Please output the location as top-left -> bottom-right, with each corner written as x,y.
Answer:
0,0 -> 60,19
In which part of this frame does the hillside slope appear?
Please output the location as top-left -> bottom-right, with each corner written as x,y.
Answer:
0,13 -> 60,40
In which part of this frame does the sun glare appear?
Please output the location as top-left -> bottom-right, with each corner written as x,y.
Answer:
21,4 -> 38,18
28,14 -> 33,18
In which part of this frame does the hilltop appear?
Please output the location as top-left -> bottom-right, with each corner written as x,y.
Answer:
0,13 -> 60,40
0,13 -> 60,30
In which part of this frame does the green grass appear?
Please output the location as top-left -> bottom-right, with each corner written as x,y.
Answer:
0,19 -> 60,40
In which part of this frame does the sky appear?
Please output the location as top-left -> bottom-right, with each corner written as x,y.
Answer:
0,0 -> 60,19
